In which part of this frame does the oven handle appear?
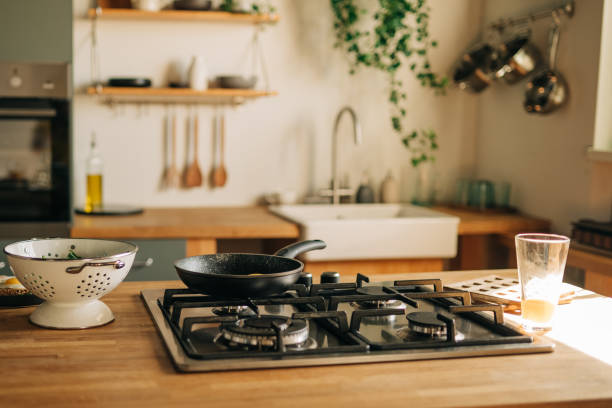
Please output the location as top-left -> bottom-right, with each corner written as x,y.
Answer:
0,108 -> 56,117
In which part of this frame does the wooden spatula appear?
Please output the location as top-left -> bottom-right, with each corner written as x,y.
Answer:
184,113 -> 203,188
212,111 -> 227,187
163,111 -> 180,189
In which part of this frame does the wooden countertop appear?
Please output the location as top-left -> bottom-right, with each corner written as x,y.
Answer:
434,206 -> 550,235
71,206 -> 300,239
1,270 -> 611,408
70,206 -> 550,240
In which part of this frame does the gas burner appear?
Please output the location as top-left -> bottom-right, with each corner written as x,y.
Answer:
212,305 -> 255,317
394,312 -> 464,341
352,286 -> 407,310
406,312 -> 448,337
216,315 -> 315,351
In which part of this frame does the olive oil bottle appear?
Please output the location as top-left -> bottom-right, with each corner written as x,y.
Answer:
85,133 -> 103,213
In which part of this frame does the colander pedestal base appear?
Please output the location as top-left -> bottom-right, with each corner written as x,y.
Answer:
29,300 -> 115,329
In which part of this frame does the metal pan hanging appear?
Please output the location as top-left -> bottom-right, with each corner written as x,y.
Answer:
524,13 -> 568,114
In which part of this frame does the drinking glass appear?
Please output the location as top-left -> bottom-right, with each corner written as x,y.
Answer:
515,233 -> 570,331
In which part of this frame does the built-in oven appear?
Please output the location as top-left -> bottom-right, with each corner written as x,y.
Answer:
0,62 -> 71,237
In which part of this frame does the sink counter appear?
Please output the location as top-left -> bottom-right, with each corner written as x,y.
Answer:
1,269 -> 611,408
69,206 -> 550,268
70,205 -> 548,240
433,206 -> 550,235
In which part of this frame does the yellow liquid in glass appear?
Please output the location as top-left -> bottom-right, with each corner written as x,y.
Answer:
521,299 -> 556,324
85,174 -> 103,213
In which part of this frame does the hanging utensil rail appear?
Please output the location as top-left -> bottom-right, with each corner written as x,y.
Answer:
489,1 -> 574,31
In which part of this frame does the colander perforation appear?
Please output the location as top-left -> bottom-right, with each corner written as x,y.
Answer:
21,272 -> 55,299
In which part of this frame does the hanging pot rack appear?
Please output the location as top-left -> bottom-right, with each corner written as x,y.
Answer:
489,1 -> 574,31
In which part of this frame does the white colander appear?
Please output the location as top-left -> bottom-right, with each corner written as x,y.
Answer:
4,238 -> 137,329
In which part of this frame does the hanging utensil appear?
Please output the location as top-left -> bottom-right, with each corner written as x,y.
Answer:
184,108 -> 203,187
493,27 -> 541,84
209,111 -> 218,187
524,13 -> 568,114
160,109 -> 171,190
162,109 -> 180,189
452,42 -> 498,93
212,110 -> 228,187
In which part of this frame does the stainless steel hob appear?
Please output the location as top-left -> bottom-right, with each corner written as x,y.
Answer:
141,274 -> 553,372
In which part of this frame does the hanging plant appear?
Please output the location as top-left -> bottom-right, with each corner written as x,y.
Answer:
330,0 -> 447,166
402,129 -> 438,167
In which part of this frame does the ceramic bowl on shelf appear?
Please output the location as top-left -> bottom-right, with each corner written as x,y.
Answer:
4,238 -> 137,329
217,75 -> 257,89
173,0 -> 212,10
131,0 -> 163,11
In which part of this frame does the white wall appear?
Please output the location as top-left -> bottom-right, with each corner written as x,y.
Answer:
475,0 -> 612,235
72,0 -> 483,208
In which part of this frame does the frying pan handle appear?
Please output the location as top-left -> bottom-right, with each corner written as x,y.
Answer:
274,240 -> 326,259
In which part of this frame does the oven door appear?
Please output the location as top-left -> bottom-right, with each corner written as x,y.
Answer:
0,98 -> 70,223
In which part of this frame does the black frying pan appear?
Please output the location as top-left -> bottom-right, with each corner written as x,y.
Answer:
174,240 -> 326,298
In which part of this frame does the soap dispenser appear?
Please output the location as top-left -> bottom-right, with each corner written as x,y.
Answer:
356,172 -> 375,204
380,170 -> 399,203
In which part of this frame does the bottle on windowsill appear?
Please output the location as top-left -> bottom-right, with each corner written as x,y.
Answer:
355,172 -> 375,204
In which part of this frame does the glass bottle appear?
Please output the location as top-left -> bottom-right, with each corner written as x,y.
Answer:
85,133 -> 103,213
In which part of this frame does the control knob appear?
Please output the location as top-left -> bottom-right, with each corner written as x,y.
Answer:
296,272 -> 312,288
320,271 -> 340,284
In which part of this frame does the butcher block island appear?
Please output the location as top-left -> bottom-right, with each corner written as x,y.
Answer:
2,270 -> 612,408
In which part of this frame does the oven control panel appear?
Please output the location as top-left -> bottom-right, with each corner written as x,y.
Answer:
0,62 -> 70,99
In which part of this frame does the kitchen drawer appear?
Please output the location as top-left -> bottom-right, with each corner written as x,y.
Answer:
122,239 -> 186,281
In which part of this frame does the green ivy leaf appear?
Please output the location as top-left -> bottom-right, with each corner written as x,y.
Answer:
389,90 -> 398,104
392,116 -> 401,131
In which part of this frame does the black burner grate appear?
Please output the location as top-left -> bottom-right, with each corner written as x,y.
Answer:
155,274 -> 533,362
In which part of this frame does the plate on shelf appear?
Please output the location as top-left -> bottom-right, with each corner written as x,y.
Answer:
107,78 -> 152,88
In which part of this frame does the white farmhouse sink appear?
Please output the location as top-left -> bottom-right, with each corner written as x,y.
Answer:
269,204 -> 459,261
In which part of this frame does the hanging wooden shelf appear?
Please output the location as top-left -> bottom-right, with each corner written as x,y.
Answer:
87,8 -> 279,24
86,86 -> 278,105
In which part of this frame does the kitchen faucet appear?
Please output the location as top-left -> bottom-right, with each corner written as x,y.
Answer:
321,106 -> 363,204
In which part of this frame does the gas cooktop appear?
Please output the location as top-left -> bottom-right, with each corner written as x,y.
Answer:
141,273 -> 553,372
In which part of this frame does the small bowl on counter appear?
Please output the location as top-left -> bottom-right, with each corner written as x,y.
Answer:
4,238 -> 138,329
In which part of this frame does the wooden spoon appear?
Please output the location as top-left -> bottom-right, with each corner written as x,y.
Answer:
212,111 -> 228,187
184,113 -> 203,188
164,112 -> 180,189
